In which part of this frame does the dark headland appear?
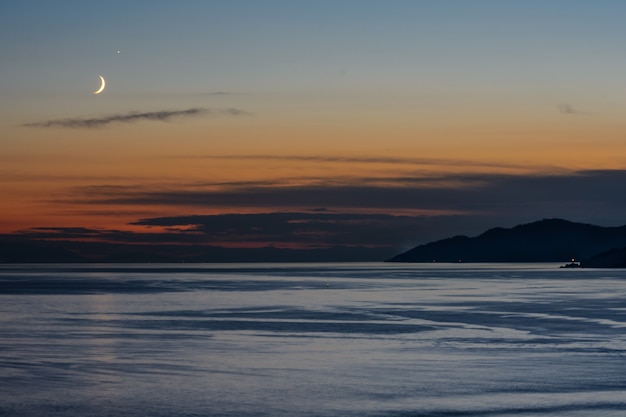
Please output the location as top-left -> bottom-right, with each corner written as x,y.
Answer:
387,218 -> 626,268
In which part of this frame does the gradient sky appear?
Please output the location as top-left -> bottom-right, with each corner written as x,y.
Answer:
2,1 -> 626,255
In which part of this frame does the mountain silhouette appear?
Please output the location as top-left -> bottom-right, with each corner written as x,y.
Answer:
387,218 -> 626,264
582,246 -> 626,268
0,241 -> 86,263
0,237 -> 394,263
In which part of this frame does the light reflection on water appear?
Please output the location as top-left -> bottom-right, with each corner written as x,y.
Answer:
1,262 -> 626,416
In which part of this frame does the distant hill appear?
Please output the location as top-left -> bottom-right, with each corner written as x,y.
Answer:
0,241 -> 87,263
0,237 -> 395,263
387,219 -> 626,264
582,246 -> 626,268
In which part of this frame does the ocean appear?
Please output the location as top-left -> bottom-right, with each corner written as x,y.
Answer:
1,263 -> 626,416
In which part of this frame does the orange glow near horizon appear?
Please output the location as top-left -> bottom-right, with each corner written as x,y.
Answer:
4,78 -> 626,237
3,116 -> 626,230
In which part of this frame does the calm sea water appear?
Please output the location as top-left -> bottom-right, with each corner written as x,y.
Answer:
1,263 -> 626,417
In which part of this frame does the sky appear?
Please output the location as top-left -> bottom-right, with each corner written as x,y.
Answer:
2,0 -> 626,259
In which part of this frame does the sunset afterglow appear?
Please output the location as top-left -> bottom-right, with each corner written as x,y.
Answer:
2,1 -> 626,260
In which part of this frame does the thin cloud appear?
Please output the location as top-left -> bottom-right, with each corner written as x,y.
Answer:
557,104 -> 586,115
60,170 -> 626,222
175,154 -> 560,172
22,107 -> 249,128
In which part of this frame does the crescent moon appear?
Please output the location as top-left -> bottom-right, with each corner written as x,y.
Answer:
93,75 -> 106,94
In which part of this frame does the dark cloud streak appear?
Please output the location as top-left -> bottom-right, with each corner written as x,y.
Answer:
557,104 -> 587,115
64,170 -> 626,225
14,212 -> 485,250
22,107 -> 249,128
174,154 -> 559,171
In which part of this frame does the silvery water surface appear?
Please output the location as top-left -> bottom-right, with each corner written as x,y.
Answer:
1,263 -> 626,417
